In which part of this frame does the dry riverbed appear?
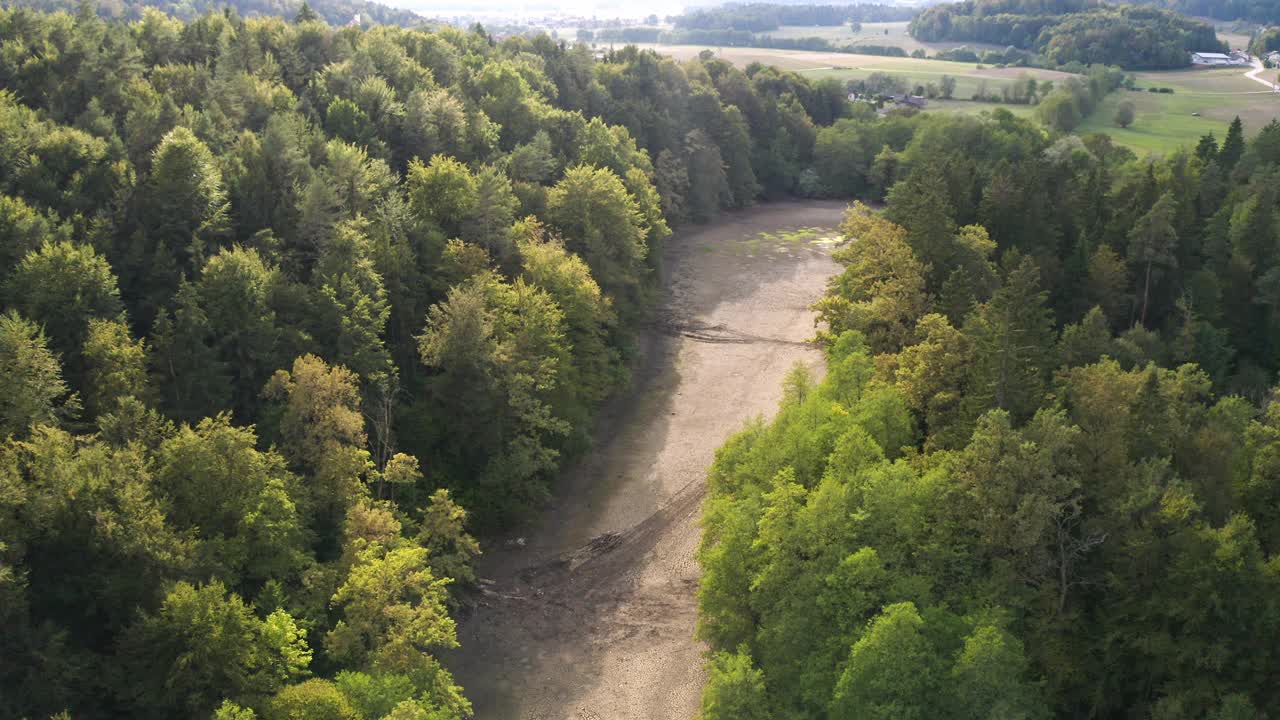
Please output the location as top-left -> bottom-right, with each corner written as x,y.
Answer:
445,201 -> 845,719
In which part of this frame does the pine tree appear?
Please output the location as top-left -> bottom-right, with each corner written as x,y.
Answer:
1195,133 -> 1219,164
885,166 -> 957,284
1127,193 -> 1179,326
293,2 -> 320,24
962,254 -> 1056,425
1220,116 -> 1245,173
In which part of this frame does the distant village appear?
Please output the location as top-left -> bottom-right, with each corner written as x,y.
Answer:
848,91 -> 929,111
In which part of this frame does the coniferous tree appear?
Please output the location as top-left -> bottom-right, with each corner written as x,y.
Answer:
1127,193 -> 1179,326
962,254 -> 1055,425
1221,116 -> 1246,173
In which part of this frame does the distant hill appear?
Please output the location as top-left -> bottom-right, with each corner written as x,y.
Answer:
672,3 -> 917,32
1,0 -> 425,26
1130,0 -> 1280,24
910,0 -> 1226,69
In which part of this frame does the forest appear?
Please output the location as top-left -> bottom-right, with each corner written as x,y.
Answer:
7,0 -> 424,26
0,4 -> 872,718
910,0 -> 1226,69
698,107 -> 1280,717
6,0 -> 1280,718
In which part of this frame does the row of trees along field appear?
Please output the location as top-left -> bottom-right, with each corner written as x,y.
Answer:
587,25 -> 918,57
670,2 -> 916,33
0,4 -> 892,718
698,110 -> 1280,719
910,0 -> 1226,69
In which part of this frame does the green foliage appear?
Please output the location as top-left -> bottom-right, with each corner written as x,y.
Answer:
1114,99 -> 1136,129
326,543 -> 469,715
962,254 -> 1056,425
0,195 -> 68,285
515,219 -> 622,413
830,603 -> 944,720
154,415 -> 307,586
814,202 -> 929,353
82,317 -> 151,416
132,125 -> 230,318
6,5 -> 1279,719
1221,116 -> 1245,172
701,647 -> 770,720
0,8 -> 821,718
417,272 -> 569,521
6,240 -> 123,362
263,354 -> 369,532
546,165 -> 651,320
415,488 -> 481,587
702,110 -> 1280,720
120,581 -> 311,718
910,0 -> 1225,69
215,700 -> 259,720
0,311 -> 77,436
334,670 -> 417,719
266,679 -> 360,720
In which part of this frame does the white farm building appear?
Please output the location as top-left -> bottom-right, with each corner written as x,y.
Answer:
1191,52 -> 1249,66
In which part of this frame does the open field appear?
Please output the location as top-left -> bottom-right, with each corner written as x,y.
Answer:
1218,29 -> 1254,51
640,44 -> 1275,155
1078,66 -> 1280,155
808,62 -> 1068,100
922,98 -> 1038,118
636,42 -> 851,70
764,20 -> 1005,56
642,44 -> 1075,94
1194,17 -> 1259,52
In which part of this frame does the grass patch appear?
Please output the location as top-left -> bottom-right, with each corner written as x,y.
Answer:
777,227 -> 824,243
764,21 -> 1005,56
703,226 -> 845,258
921,99 -> 1038,118
809,61 -> 1069,101
1077,67 -> 1280,155
640,44 -> 1077,85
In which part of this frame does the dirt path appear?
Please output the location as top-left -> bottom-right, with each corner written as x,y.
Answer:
1245,57 -> 1279,91
444,201 -> 845,720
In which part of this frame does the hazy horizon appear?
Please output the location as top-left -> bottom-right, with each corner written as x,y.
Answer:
376,0 -> 704,21
372,0 -> 926,22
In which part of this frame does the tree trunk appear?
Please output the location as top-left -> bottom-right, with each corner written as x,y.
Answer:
1141,259 -> 1152,326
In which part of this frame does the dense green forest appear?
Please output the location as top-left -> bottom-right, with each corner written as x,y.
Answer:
0,5 -> 871,718
910,0 -> 1226,69
4,0 -> 424,26
698,110 -> 1280,718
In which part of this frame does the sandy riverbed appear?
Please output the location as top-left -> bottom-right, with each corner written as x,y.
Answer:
445,200 -> 846,720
